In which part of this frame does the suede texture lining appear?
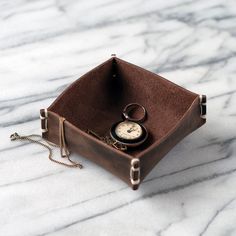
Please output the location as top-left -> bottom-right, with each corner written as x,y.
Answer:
49,57 -> 198,156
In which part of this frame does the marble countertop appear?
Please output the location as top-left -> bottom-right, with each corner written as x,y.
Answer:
1,0 -> 236,235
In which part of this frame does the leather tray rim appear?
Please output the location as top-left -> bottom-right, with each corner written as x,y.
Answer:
47,57 -> 204,159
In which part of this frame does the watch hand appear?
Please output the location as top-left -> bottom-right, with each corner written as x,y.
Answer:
127,127 -> 137,133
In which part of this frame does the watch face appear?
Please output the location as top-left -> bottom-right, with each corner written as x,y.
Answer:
110,120 -> 148,147
115,121 -> 142,140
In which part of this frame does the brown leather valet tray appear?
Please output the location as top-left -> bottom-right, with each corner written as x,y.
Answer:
40,56 -> 207,190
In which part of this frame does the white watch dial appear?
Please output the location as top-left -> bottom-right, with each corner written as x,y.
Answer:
115,121 -> 142,140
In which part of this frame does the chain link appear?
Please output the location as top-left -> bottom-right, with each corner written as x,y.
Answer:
86,129 -> 127,151
10,132 -> 83,168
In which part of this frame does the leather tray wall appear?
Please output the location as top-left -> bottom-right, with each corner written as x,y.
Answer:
40,56 -> 206,190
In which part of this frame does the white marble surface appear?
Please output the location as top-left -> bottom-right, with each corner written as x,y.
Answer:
1,0 -> 236,235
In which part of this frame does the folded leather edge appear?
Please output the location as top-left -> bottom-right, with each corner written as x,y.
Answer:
40,109 -> 138,189
137,95 -> 206,182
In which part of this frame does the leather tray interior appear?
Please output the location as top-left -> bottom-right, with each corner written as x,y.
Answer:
43,57 -> 205,189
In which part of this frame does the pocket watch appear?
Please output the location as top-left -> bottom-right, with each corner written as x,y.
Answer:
110,103 -> 148,148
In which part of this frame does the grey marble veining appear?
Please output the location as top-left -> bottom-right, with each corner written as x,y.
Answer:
0,0 -> 236,235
